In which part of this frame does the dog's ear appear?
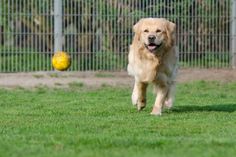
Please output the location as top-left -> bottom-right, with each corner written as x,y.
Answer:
167,21 -> 176,35
166,20 -> 176,46
133,19 -> 143,41
133,20 -> 141,33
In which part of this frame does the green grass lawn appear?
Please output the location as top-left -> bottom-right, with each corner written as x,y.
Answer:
0,81 -> 236,157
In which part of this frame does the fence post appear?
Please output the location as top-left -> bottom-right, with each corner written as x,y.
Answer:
54,0 -> 63,52
232,0 -> 236,69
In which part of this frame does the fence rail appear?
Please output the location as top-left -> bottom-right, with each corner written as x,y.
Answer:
0,0 -> 234,72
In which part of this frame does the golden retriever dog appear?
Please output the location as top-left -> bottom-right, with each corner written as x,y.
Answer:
127,18 -> 178,115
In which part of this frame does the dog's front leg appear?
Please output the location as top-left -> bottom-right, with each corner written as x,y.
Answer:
132,81 -> 148,111
151,85 -> 168,115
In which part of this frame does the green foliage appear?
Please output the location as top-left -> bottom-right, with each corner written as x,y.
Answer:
179,52 -> 230,68
1,50 -> 230,71
68,81 -> 84,89
0,81 -> 236,157
0,51 -> 127,71
0,53 -> 53,72
95,73 -> 114,78
70,51 -> 127,71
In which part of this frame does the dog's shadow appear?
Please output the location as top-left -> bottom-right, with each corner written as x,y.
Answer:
172,104 -> 236,113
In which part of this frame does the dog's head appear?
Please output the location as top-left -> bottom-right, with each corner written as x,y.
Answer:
133,18 -> 176,53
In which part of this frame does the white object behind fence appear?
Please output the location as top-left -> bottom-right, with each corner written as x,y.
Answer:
54,0 -> 63,52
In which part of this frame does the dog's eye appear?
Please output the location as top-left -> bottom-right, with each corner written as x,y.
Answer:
144,29 -> 149,33
156,29 -> 161,33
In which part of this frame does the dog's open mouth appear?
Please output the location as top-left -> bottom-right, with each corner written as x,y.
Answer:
145,43 -> 162,52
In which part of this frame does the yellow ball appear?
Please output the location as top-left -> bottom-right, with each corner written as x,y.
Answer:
52,51 -> 71,71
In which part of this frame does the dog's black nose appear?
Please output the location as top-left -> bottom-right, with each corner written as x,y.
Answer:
148,35 -> 156,42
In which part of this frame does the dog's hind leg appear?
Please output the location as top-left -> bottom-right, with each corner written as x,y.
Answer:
164,83 -> 176,109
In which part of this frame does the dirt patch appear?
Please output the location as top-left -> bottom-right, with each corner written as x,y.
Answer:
0,69 -> 236,89
177,69 -> 236,83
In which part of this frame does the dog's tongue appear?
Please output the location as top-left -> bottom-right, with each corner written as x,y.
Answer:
148,45 -> 157,51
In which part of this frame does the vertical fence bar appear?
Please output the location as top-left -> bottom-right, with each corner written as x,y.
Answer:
0,0 -> 2,72
54,0 -> 63,52
232,0 -> 236,68
227,0 -> 229,68
7,0 -> 10,72
0,1 -> 2,72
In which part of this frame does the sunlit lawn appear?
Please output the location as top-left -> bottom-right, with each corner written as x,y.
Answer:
0,81 -> 236,157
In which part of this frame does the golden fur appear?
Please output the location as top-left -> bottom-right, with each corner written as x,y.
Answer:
127,18 -> 178,115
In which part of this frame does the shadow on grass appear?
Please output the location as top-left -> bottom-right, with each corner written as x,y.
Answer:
173,104 -> 236,113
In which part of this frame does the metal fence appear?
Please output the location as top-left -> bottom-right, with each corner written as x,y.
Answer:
0,0 -> 235,72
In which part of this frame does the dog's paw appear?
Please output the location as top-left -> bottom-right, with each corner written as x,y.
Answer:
164,99 -> 173,109
132,98 -> 137,106
137,100 -> 146,111
131,92 -> 138,106
150,106 -> 162,116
